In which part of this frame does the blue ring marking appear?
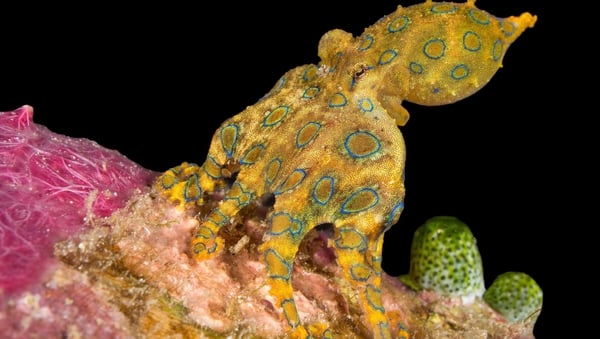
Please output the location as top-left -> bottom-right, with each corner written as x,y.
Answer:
170,166 -> 183,175
207,208 -> 228,227
409,62 -> 424,74
276,76 -> 286,89
302,64 -> 318,82
358,34 -> 374,51
264,249 -> 292,280
265,158 -> 282,185
312,176 -> 335,205
183,173 -> 202,202
192,241 -> 207,254
378,49 -> 398,65
301,86 -> 320,99
385,201 -> 405,231
328,92 -> 348,108
463,31 -> 482,52
397,321 -> 408,332
220,124 -> 239,158
334,227 -> 367,251
451,64 -> 470,80
203,155 -> 223,179
350,263 -> 372,282
468,9 -> 490,25
295,121 -> 321,148
240,144 -> 266,165
281,298 -> 300,327
388,15 -> 410,33
350,76 -> 357,90
193,225 -> 214,240
492,40 -> 503,61
206,242 -> 218,254
344,130 -> 382,159
341,187 -> 380,214
263,105 -> 290,127
224,182 -> 253,207
372,256 -> 383,276
366,284 -> 385,312
378,322 -> 391,339
359,98 -> 374,113
501,20 -> 516,37
274,168 -> 307,195
423,38 -> 446,60
268,212 -> 304,237
431,3 -> 457,13
192,240 -> 217,255
161,173 -> 178,189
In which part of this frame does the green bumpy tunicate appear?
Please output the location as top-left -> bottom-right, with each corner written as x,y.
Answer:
483,272 -> 543,324
399,216 -> 485,303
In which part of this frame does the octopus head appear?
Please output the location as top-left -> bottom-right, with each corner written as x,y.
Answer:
318,1 -> 537,126
383,2 -> 537,107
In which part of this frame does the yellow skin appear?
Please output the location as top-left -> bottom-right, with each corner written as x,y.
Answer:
156,1 -> 536,338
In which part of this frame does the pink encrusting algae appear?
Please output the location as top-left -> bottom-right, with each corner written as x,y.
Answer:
0,105 -> 157,298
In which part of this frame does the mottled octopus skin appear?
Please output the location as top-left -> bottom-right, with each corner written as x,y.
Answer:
156,1 -> 536,338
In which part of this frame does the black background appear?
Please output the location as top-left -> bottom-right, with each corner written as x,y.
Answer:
1,1 -> 564,337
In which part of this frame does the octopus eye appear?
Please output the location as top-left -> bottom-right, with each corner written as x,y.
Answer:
351,63 -> 369,81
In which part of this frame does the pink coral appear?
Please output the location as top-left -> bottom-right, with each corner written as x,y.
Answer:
0,105 -> 157,298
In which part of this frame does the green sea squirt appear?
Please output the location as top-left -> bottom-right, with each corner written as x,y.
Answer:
400,216 -> 485,303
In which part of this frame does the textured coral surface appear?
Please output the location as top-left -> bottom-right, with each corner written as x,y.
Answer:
0,106 -> 156,298
6,190 -> 537,338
